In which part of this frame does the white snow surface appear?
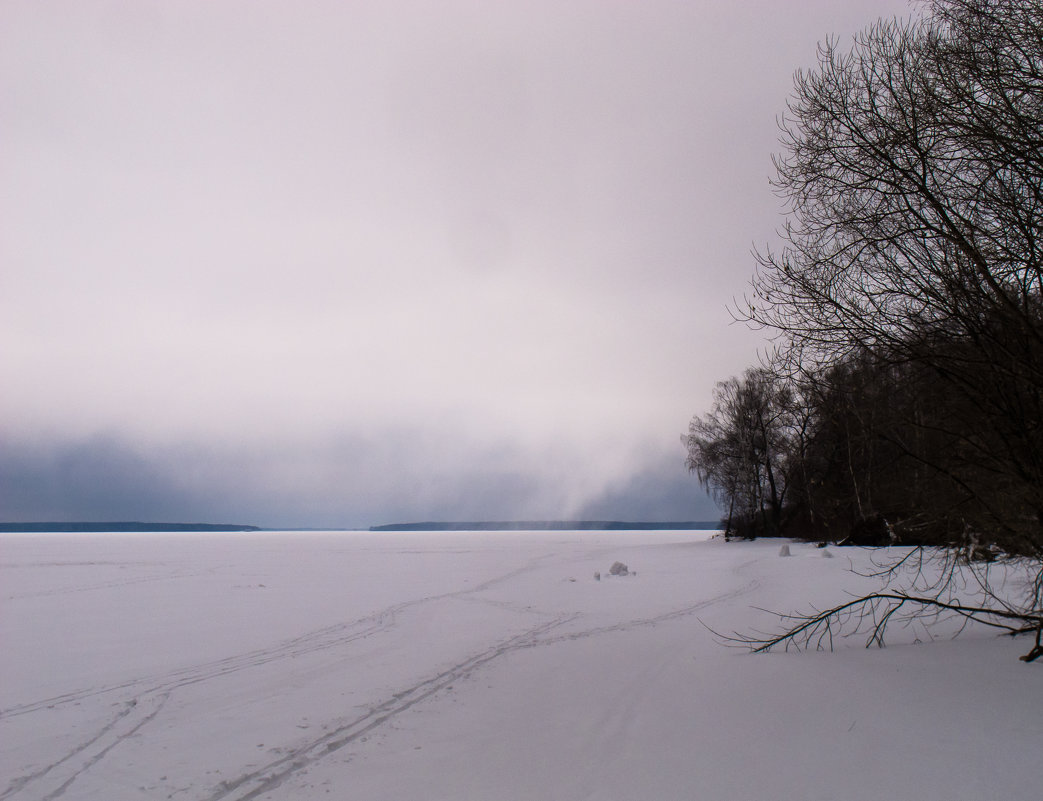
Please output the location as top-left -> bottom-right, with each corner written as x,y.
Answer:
1,531 -> 1039,800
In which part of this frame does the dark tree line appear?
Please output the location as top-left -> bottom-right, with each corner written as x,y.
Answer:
685,0 -> 1043,658
684,368 -> 794,539
684,354 -> 1018,549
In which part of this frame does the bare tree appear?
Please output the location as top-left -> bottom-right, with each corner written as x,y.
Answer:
684,368 -> 794,538
684,0 -> 1043,660
720,545 -> 1043,662
747,0 -> 1043,555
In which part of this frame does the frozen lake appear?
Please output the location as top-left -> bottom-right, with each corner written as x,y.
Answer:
1,531 -> 1039,800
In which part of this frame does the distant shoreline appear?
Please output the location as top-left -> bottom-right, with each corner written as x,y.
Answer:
0,522 -> 261,533
0,521 -> 721,533
370,521 -> 720,532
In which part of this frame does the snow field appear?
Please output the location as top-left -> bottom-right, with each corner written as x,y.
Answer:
1,531 -> 1039,800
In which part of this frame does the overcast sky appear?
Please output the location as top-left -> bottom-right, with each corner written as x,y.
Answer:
1,0 -> 915,528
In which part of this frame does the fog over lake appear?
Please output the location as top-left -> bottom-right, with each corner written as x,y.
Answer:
1,1 -> 912,526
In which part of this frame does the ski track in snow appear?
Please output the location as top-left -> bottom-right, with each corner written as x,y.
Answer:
0,557 -> 555,722
2,693 -> 171,801
3,566 -> 208,602
2,543 -> 757,801
197,615 -> 580,801
2,555 -> 559,798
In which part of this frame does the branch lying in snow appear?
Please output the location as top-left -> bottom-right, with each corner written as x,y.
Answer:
714,592 -> 1043,662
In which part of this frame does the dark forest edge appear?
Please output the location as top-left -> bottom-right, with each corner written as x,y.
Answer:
683,0 -> 1043,660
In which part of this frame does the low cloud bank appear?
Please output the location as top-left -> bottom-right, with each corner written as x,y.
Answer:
0,430 -> 716,529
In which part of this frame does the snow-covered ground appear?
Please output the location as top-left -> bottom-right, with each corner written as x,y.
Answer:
1,531 -> 1039,800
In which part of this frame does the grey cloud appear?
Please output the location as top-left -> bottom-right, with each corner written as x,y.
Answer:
578,457 -> 719,523
1,1 -> 913,524
0,430 -> 712,528
0,435 -> 202,523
